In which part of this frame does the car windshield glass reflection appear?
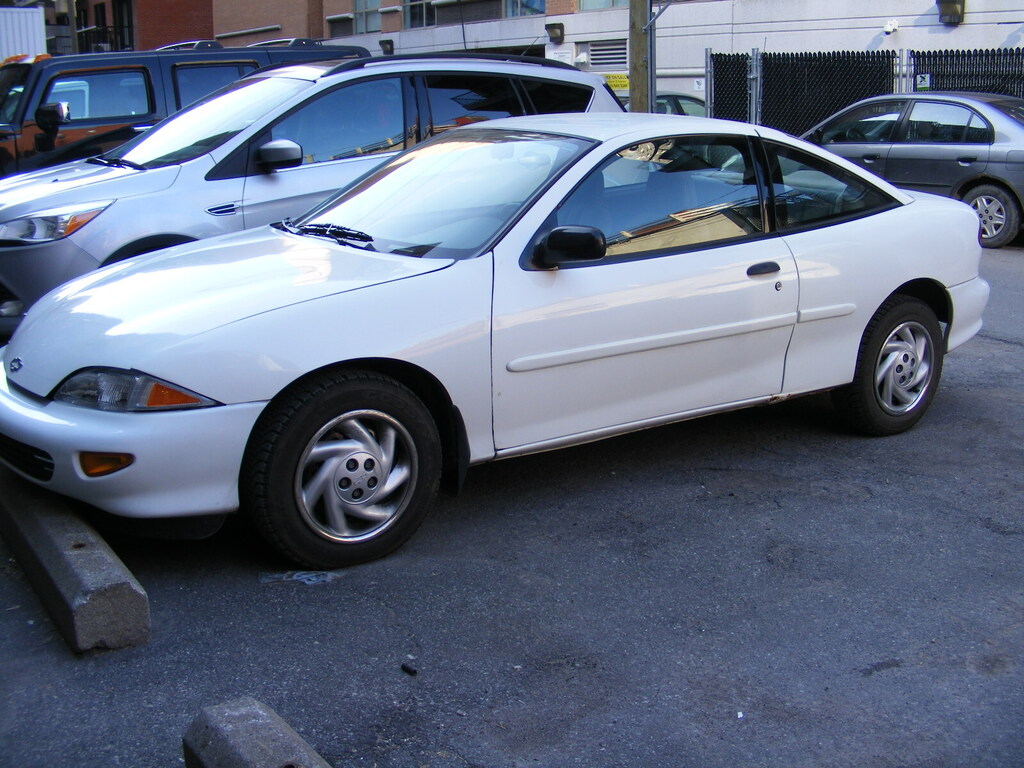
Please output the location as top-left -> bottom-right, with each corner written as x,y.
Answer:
104,75 -> 310,169
297,129 -> 595,259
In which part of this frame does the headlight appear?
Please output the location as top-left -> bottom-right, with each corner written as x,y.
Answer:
0,202 -> 111,244
54,369 -> 219,412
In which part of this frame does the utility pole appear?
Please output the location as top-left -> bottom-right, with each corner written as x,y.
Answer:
66,0 -> 80,54
628,0 -> 650,112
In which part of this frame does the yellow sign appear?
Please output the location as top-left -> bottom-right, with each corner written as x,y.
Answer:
603,74 -> 629,90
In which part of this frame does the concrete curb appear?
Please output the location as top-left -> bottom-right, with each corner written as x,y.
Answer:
0,466 -> 150,652
183,697 -> 332,768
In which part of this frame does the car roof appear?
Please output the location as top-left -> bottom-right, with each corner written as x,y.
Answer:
857,91 -> 1024,106
468,112 -> 759,143
247,52 -> 604,85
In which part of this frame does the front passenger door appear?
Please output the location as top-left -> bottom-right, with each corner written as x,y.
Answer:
491,135 -> 799,450
241,76 -> 411,227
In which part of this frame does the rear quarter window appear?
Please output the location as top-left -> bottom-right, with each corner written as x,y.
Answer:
519,78 -> 593,114
767,142 -> 898,231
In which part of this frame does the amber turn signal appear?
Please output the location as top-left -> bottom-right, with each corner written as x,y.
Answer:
79,452 -> 135,478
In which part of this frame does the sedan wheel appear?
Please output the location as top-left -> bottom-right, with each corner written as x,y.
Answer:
242,371 -> 441,568
966,184 -> 1021,249
832,296 -> 943,436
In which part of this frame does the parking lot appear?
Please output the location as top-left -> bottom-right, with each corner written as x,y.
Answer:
1,245 -> 1022,767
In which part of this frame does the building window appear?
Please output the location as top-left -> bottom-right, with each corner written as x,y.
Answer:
355,0 -> 382,34
406,0 -> 436,28
580,0 -> 627,8
505,0 -> 545,16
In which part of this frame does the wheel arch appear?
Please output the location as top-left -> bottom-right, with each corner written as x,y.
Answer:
261,357 -> 470,496
887,279 -> 952,347
955,175 -> 1024,212
103,234 -> 198,265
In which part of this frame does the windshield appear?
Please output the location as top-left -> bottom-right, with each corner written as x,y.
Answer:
296,128 -> 594,259
105,74 -> 312,169
0,64 -> 29,124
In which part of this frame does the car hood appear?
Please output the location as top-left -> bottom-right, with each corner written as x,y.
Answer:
4,227 -> 454,397
0,160 -> 180,216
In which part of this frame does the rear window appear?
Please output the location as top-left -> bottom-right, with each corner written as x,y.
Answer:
993,99 -> 1024,129
173,63 -> 258,109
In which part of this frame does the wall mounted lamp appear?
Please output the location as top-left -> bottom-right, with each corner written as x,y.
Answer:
545,23 -> 565,45
936,0 -> 965,25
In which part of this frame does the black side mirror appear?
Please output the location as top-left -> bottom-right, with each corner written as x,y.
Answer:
256,139 -> 302,171
35,102 -> 71,133
532,225 -> 606,270
805,128 -> 823,145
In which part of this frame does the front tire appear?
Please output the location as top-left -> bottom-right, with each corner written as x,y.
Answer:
832,296 -> 943,436
965,184 -> 1021,249
242,371 -> 441,568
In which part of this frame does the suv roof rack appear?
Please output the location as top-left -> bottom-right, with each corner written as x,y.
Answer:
324,51 -> 578,77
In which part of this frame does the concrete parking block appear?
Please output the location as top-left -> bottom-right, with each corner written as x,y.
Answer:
0,466 -> 149,652
183,697 -> 332,768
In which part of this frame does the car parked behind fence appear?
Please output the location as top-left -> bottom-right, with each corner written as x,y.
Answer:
0,53 -> 623,335
803,91 -> 1024,248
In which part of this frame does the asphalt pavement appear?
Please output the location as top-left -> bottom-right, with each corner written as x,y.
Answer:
1,248 -> 1022,768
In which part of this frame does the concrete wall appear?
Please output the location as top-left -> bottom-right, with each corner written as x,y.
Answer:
323,0 -> 1024,99
0,7 -> 46,59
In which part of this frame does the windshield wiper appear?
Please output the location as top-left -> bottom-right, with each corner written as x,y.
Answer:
87,155 -> 146,171
283,220 -> 376,250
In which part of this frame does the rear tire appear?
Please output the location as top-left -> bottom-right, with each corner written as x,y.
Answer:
832,296 -> 943,436
242,371 -> 441,568
965,184 -> 1020,248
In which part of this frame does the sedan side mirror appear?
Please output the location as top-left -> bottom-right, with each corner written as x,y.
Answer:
257,139 -> 303,171
35,102 -> 71,133
532,226 -> 607,270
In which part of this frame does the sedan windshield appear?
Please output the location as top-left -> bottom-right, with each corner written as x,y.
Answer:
296,128 -> 595,259
104,75 -> 312,169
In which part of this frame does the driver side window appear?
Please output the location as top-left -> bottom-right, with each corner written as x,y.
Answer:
555,135 -> 763,259
268,78 -> 405,165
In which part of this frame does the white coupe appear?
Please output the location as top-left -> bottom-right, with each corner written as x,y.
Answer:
0,113 -> 990,567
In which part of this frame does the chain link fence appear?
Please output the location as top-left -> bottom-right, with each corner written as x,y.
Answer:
708,47 -> 1024,136
910,48 -> 1024,99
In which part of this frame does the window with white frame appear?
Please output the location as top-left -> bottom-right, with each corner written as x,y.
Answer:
406,0 -> 435,28
580,0 -> 627,8
355,0 -> 381,34
505,0 -> 545,16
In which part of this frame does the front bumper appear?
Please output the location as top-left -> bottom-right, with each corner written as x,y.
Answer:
0,237 -> 101,336
0,366 -> 266,518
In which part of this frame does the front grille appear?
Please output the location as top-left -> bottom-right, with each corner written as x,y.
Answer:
0,431 -> 54,481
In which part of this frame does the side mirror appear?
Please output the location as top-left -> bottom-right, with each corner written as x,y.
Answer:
256,139 -> 302,171
35,102 -> 71,133
532,225 -> 606,270
805,128 -> 823,145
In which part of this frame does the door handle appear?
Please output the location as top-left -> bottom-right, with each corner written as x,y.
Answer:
958,156 -> 977,166
862,154 -> 881,163
747,261 -> 781,276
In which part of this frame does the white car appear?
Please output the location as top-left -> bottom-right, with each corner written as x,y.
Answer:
0,113 -> 989,568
